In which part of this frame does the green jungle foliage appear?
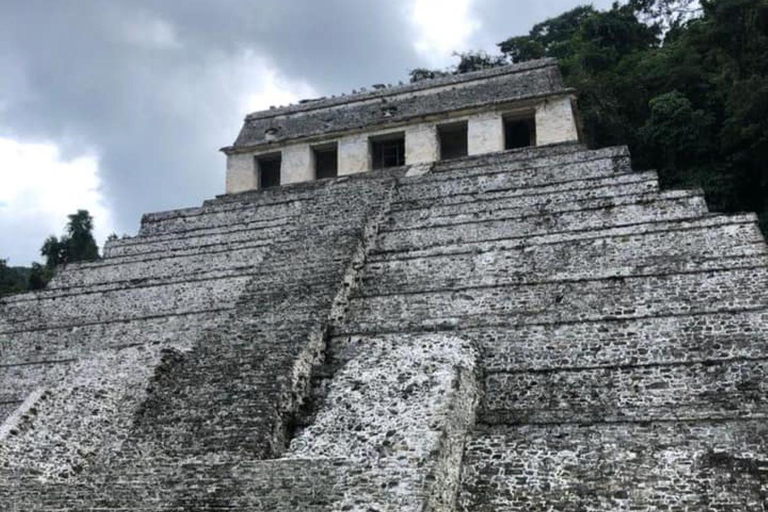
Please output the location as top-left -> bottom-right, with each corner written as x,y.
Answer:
413,0 -> 768,233
41,210 -> 100,268
0,260 -> 29,296
1,209 -> 100,295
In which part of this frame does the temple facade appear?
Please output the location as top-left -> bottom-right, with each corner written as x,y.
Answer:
222,59 -> 580,193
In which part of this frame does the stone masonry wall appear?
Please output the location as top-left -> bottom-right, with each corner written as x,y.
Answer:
334,143 -> 768,510
1,143 -> 767,510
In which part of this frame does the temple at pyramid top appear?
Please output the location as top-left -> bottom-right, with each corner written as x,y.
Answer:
221,58 -> 581,193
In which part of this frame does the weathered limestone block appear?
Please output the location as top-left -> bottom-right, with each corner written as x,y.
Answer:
338,133 -> 369,175
282,143 -> 313,184
225,152 -> 256,194
434,140 -> 585,172
0,311 -> 230,432
288,334 -> 478,511
136,199 -> 300,238
105,222 -> 285,259
405,123 -> 439,164
467,112 -> 503,155
0,405 -> 19,426
392,189 -> 677,233
535,95 -> 579,146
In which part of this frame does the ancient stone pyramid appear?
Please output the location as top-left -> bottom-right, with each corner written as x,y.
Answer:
2,63 -> 767,510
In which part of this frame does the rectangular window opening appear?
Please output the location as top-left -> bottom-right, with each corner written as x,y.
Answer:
370,133 -> 406,170
256,153 -> 281,189
438,121 -> 468,160
313,144 -> 338,180
504,116 -> 536,150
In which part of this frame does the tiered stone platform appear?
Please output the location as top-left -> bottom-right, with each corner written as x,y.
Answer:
1,144 -> 766,510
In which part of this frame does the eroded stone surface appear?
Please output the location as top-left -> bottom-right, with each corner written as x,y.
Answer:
289,334 -> 478,511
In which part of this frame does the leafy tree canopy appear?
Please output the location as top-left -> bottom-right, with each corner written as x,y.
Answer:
41,209 -> 100,268
0,259 -> 28,296
412,0 -> 768,233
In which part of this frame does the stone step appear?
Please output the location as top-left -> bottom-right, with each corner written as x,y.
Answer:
0,457 -> 409,511
136,184 -> 378,237
391,175 -> 662,231
478,308 -> 768,373
457,421 -> 768,512
137,200 -> 302,238
339,265 -> 768,335
1,362 -> 76,426
369,213 -> 763,262
4,265 -> 261,304
360,225 -> 766,295
0,276 -> 250,333
482,357 -> 768,424
399,151 -> 629,203
360,252 -> 767,297
104,217 -> 290,259
0,291 -> 327,339
0,311 -> 226,366
105,200 -> 374,261
377,191 -> 709,253
392,170 -> 659,214
52,231 -> 358,292
429,144 -> 623,178
50,243 -> 272,290
0,343 -> 183,488
386,188 -> 706,233
332,308 -> 768,374
138,175 -> 395,237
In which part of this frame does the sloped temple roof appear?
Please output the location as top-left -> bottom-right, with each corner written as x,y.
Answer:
226,58 -> 570,151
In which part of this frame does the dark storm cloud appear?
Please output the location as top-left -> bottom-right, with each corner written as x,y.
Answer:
0,0 -> 421,238
0,0 -> 620,255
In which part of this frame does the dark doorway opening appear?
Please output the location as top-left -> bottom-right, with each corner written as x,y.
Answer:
314,144 -> 338,179
257,154 -> 281,189
371,133 -> 406,169
504,117 -> 536,150
438,122 -> 468,160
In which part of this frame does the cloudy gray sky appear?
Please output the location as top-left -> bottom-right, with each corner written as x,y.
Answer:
0,0 -> 614,265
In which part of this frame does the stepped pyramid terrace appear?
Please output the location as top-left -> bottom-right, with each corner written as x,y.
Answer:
1,58 -> 767,511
